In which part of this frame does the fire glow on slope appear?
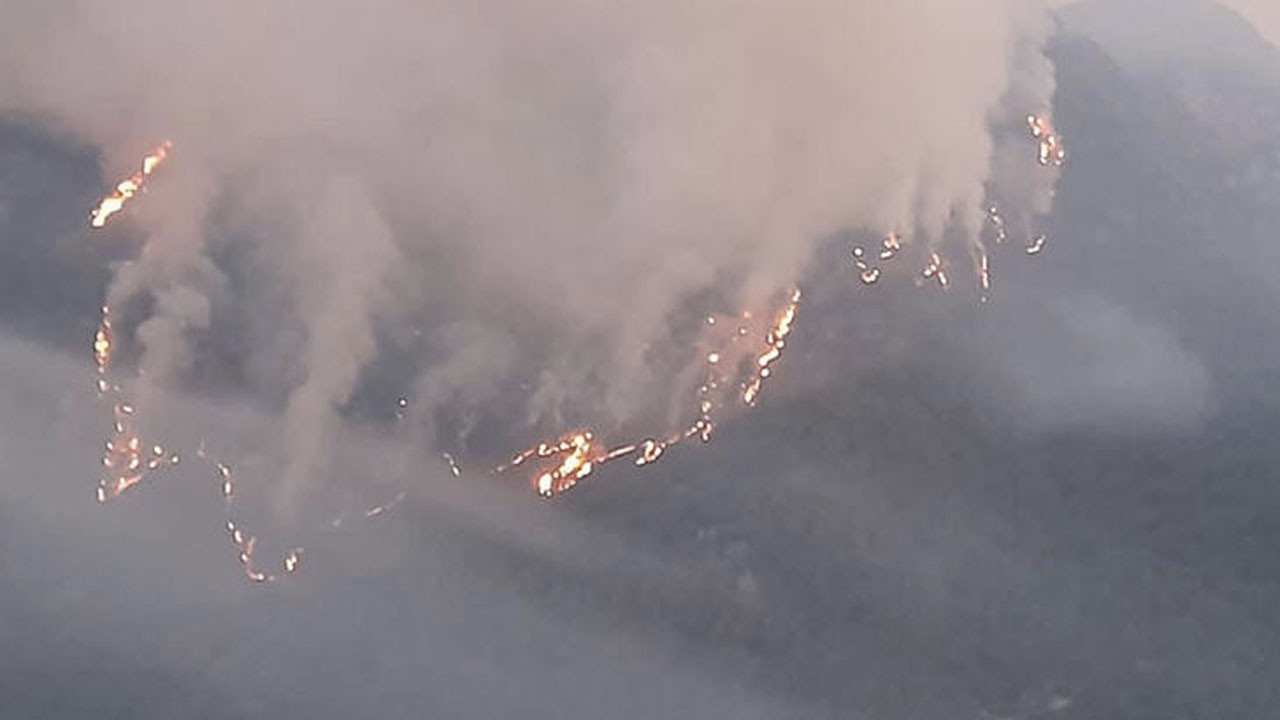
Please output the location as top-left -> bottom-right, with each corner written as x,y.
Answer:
78,105 -> 1065,578
499,289 -> 803,498
89,141 -> 172,228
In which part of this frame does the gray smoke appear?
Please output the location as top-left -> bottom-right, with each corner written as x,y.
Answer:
0,0 -> 1062,514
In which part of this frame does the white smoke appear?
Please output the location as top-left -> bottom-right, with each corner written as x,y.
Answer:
987,4 -> 1062,245
0,0 -> 1062,513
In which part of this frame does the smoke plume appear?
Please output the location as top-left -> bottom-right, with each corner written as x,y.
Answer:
0,0 -> 1061,511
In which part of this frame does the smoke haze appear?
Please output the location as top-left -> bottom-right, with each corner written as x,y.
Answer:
5,0 -> 1280,718
0,0 -> 1059,508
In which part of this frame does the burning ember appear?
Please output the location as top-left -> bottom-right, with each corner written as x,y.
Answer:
1027,113 -> 1066,167
921,252 -> 950,289
498,289 -> 802,498
78,102 -> 1067,579
90,141 -> 173,228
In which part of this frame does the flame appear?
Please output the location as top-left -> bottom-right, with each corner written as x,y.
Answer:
95,396 -> 181,502
851,234 -> 904,286
226,522 -> 270,583
499,289 -> 802,498
1027,114 -> 1066,168
85,141 -> 320,585
92,306 -> 180,503
880,232 -> 903,260
93,307 -> 113,375
92,317 -> 306,584
202,451 -> 308,582
534,431 -> 598,497
987,205 -> 1008,245
744,288 -> 801,407
89,141 -> 173,228
921,252 -> 950,289
283,548 -> 303,574
79,104 -> 1068,579
849,106 -> 1065,297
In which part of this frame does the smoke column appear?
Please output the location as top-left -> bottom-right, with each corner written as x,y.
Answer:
0,0 -> 1062,513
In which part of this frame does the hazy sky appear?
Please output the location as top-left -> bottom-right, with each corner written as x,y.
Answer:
1227,0 -> 1280,46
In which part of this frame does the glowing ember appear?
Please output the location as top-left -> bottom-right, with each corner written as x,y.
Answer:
880,232 -> 903,260
365,490 -> 406,518
442,451 -> 462,478
93,307 -> 113,375
283,548 -> 303,574
227,523 -> 271,583
499,289 -> 802,498
743,288 -> 801,407
636,439 -> 665,466
921,252 -> 950,289
987,205 -> 1008,244
78,102 -> 1068,580
200,453 -> 308,583
850,245 -> 877,284
89,141 -> 173,228
95,397 -> 181,503
1027,114 -> 1066,168
84,142 -> 330,585
533,431 -> 598,497
978,250 -> 992,301
217,462 -> 234,497
851,234 -> 904,286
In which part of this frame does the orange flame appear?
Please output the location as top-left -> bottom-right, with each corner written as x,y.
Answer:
921,252 -> 950,289
1027,114 -> 1066,168
93,307 -> 113,374
743,288 -> 801,407
90,141 -> 173,228
500,289 -> 802,498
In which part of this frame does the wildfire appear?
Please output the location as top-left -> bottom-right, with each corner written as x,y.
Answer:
987,205 -> 1008,244
94,337 -> 182,503
283,548 -> 303,574
850,234 -> 904,286
91,341 -> 302,584
978,250 -> 991,301
499,289 -> 802,498
96,417 -> 181,502
365,490 -> 406,518
197,446 -> 306,582
93,307 -> 113,375
534,431 -> 598,497
921,252 -> 950,289
90,141 -> 173,228
226,521 -> 273,583
743,288 -> 801,407
1027,114 -> 1066,168
78,99 -> 1071,581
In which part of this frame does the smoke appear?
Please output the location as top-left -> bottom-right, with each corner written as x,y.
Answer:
988,5 -> 1062,244
0,0 -> 1061,512
278,176 -> 399,511
408,322 -> 518,452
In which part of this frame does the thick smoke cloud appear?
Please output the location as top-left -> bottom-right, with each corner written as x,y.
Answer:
0,0 -> 1059,512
